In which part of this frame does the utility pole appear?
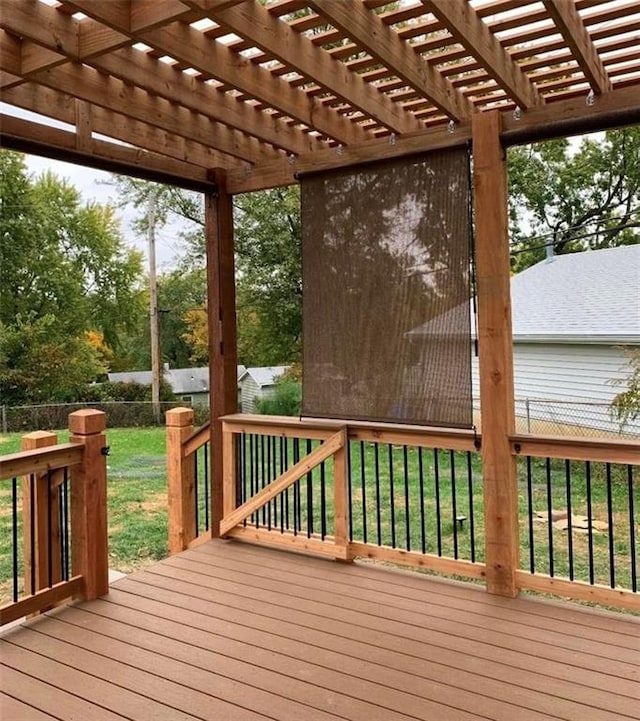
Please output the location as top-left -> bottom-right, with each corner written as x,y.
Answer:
148,194 -> 161,424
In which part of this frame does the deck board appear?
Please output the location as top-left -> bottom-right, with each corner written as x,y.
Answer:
1,539 -> 639,721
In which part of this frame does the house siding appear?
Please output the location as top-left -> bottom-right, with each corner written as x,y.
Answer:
240,376 -> 261,414
471,343 -> 639,435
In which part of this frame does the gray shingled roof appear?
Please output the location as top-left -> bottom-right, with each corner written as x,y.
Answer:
108,365 -> 247,394
511,244 -> 639,343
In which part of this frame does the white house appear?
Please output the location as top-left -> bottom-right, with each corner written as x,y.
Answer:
238,366 -> 289,413
472,245 -> 640,436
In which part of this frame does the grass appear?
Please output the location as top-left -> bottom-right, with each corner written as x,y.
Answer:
1,428 -> 637,606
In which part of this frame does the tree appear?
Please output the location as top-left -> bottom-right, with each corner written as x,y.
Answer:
610,348 -> 640,429
110,176 -> 302,368
508,128 -> 640,271
0,151 -> 144,404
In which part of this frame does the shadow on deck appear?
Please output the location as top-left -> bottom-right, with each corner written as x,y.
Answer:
1,539 -> 638,721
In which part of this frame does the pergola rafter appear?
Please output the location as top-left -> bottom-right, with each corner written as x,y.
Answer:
0,0 -> 638,189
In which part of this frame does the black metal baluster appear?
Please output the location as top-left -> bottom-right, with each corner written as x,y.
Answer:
271,436 -> 278,529
466,452 -> 475,563
320,461 -> 327,541
545,458 -> 554,577
250,434 -> 257,527
403,446 -> 410,551
194,451 -> 199,535
293,438 -> 300,535
434,450 -> 442,556
204,442 -> 210,531
347,441 -> 353,542
12,477 -> 18,602
307,438 -> 313,538
374,444 -> 382,546
260,435 -> 266,527
29,473 -> 36,594
47,470 -> 53,588
450,450 -> 458,559
606,463 -> 615,589
526,456 -> 535,573
360,441 -> 367,545
628,465 -> 637,593
62,469 -> 70,581
586,461 -> 594,585
565,459 -> 574,581
418,448 -> 426,554
265,435 -> 271,531
388,444 -> 396,548
284,437 -> 290,530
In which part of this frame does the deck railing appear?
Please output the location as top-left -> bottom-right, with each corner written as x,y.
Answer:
166,411 -> 639,610
511,434 -> 638,610
0,410 -> 109,626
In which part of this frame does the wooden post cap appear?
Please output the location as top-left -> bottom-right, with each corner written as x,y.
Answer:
22,430 -> 57,444
68,409 -> 106,435
166,407 -> 195,427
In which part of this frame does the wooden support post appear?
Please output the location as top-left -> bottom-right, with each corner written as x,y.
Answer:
472,110 -> 519,598
333,429 -> 350,560
206,170 -> 238,538
166,407 -> 196,554
22,431 -> 61,595
69,409 -> 109,601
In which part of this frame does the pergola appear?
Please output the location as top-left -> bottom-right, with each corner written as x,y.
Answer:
1,0 -> 639,602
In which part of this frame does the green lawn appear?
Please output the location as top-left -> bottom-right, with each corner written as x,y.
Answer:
1,427 -> 637,605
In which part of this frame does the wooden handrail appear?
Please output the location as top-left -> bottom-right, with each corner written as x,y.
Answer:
0,443 -> 83,481
221,414 -> 480,451
510,434 -> 640,465
182,421 -> 211,458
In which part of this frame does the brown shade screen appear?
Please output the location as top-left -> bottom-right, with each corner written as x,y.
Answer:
301,148 -> 472,427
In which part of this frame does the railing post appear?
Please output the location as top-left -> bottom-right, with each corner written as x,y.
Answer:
22,431 -> 61,595
69,409 -> 109,600
333,429 -> 351,560
166,407 -> 196,554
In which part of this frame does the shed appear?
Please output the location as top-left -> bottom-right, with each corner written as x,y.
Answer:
238,366 -> 289,414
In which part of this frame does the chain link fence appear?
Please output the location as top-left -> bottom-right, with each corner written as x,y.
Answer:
1,401 -> 210,434
474,398 -> 639,439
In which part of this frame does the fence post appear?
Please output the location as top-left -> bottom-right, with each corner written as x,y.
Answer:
69,409 -> 109,600
22,431 -> 61,595
166,407 -> 196,554
221,423 -> 236,531
333,428 -> 351,560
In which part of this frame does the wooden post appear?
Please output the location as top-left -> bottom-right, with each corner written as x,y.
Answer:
333,430 -> 350,560
22,431 -> 61,595
166,407 -> 196,554
69,409 -> 109,600
206,170 -> 238,538
472,110 -> 519,598
221,424 -> 237,528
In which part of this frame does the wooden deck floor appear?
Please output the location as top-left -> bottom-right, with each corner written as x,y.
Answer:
1,539 -> 639,721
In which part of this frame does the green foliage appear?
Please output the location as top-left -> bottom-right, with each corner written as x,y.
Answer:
609,348 -> 640,428
255,378 -> 301,416
508,128 -> 640,271
0,151 -> 145,404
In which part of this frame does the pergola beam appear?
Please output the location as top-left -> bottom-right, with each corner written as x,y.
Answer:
212,1 -> 425,133
63,0 -> 371,145
308,0 -> 473,122
0,114 -> 217,191
421,0 -> 542,109
2,83 -> 239,172
542,0 -> 612,94
1,0 -> 323,156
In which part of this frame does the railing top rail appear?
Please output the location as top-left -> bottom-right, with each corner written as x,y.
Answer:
510,433 -> 640,465
221,413 -> 480,450
0,442 -> 84,481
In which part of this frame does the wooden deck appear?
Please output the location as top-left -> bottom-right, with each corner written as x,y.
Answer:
1,540 -> 638,721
